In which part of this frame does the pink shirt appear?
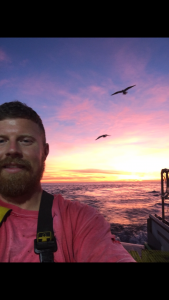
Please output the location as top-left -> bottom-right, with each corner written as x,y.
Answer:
0,194 -> 135,262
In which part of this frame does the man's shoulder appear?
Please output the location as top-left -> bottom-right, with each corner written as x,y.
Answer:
52,193 -> 99,219
52,193 -> 110,242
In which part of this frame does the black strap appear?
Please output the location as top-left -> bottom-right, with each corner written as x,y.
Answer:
34,190 -> 57,262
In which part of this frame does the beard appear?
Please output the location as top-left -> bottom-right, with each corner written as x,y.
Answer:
0,156 -> 45,200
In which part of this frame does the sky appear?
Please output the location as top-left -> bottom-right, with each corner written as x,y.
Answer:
0,37 -> 169,183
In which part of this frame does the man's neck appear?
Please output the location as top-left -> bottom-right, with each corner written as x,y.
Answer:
0,186 -> 43,211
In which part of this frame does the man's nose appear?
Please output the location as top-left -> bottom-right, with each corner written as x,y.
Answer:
5,141 -> 22,157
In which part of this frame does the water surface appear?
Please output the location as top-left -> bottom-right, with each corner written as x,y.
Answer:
42,181 -> 168,244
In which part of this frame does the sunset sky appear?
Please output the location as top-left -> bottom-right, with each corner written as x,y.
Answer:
0,38 -> 169,183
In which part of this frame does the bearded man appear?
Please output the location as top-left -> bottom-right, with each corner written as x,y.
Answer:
0,101 -> 135,262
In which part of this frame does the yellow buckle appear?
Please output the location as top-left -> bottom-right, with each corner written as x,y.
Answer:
37,231 -> 53,242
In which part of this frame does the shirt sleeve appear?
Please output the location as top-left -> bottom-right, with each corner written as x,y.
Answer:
72,203 -> 136,262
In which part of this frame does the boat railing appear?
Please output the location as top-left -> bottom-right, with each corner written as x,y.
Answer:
161,169 -> 169,222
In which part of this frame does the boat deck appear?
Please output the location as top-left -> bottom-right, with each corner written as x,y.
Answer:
121,242 -> 169,262
121,242 -> 145,258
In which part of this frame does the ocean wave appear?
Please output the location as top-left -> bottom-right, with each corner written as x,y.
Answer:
110,223 -> 147,244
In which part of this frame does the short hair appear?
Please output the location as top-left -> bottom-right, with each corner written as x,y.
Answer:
0,101 -> 46,147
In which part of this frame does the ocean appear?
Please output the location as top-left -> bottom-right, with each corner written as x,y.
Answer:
41,181 -> 169,245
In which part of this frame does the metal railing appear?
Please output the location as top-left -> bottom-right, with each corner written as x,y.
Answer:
161,169 -> 169,222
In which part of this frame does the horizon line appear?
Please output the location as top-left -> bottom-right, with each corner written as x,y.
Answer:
41,179 -> 160,184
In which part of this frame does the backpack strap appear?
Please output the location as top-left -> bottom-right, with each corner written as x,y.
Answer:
34,190 -> 57,262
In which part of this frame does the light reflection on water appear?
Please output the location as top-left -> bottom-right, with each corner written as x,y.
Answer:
42,181 -> 166,244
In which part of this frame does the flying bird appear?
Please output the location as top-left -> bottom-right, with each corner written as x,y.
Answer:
111,85 -> 136,96
95,134 -> 111,140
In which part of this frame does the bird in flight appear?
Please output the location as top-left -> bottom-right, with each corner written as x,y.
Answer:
111,85 -> 136,96
95,134 -> 111,140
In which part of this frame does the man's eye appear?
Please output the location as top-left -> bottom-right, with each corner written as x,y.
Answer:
0,139 -> 32,144
23,139 -> 31,143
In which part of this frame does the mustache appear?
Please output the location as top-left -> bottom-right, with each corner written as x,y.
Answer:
0,158 -> 32,170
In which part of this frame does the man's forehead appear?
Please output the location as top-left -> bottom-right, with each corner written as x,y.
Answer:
0,118 -> 40,134
5,120 -> 16,125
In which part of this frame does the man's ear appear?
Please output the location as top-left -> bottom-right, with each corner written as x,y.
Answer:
44,143 -> 49,159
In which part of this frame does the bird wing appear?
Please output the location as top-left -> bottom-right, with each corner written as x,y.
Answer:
95,135 -> 103,140
111,90 -> 123,95
124,85 -> 136,91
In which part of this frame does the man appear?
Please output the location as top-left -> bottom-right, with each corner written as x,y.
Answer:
0,101 -> 135,262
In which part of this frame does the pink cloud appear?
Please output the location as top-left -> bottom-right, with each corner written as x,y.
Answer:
19,59 -> 29,67
87,85 -> 106,95
112,42 -> 151,80
3,73 -> 169,152
65,70 -> 83,82
142,84 -> 169,106
44,99 -> 169,155
0,48 -> 10,62
20,75 -> 50,96
0,79 -> 10,87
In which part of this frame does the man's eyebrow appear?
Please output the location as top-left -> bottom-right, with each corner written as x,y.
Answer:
0,134 -> 36,139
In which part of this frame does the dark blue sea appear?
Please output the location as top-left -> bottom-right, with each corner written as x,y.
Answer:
42,181 -> 169,245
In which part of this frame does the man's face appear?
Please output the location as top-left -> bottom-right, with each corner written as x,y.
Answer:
0,118 -> 49,199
